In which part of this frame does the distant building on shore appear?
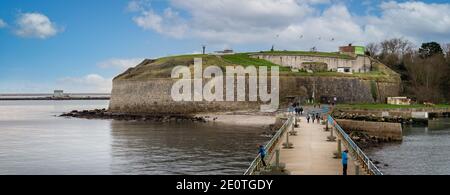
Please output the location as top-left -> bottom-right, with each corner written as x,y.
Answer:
387,97 -> 411,105
53,90 -> 65,98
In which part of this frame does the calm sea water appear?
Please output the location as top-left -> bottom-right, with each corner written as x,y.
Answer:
366,118 -> 450,175
0,100 -> 268,175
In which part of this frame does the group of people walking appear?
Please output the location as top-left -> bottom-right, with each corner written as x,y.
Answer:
306,113 -> 321,124
288,102 -> 323,124
288,103 -> 304,115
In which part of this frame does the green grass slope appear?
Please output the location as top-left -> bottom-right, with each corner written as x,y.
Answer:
114,52 -> 400,83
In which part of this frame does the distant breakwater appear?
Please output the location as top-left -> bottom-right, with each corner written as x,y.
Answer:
0,97 -> 110,101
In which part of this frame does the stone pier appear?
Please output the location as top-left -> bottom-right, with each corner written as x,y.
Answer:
273,116 -> 360,175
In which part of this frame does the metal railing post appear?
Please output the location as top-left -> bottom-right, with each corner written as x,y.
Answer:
325,120 -> 330,131
336,139 -> 342,158
355,162 -> 360,175
289,120 -> 298,136
327,126 -> 336,142
283,129 -> 294,149
295,116 -> 299,127
275,149 -> 280,168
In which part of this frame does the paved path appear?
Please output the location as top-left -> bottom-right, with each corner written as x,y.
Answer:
275,116 -> 357,175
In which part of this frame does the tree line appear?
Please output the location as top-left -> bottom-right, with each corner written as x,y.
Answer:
366,38 -> 450,104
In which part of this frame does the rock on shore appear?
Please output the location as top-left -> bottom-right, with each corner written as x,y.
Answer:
332,110 -> 428,125
60,109 -> 207,123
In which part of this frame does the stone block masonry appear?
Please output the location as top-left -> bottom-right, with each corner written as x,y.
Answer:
109,76 -> 400,115
336,119 -> 403,141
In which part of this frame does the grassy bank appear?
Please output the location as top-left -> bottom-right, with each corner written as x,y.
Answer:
222,53 -> 291,71
115,52 -> 400,82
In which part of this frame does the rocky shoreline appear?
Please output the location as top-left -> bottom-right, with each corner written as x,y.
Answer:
347,131 -> 393,150
60,109 -> 208,123
60,109 -> 279,137
345,130 -> 393,169
332,112 -> 429,125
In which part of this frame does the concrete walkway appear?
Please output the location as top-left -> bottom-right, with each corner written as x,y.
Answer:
275,116 -> 357,175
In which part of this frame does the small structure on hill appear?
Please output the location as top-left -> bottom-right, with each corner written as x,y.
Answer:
214,49 -> 235,55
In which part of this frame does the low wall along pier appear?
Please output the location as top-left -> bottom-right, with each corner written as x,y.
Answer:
336,119 -> 403,141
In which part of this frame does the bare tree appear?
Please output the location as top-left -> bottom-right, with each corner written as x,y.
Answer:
377,38 -> 415,73
404,54 -> 448,103
366,42 -> 380,57
380,38 -> 414,57
368,38 -> 449,103
443,43 -> 450,57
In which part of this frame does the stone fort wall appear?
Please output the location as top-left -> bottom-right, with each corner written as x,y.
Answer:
109,76 -> 400,114
251,54 -> 371,73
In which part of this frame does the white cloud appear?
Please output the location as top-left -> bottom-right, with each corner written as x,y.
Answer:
129,0 -> 450,51
364,1 -> 450,43
183,3 -> 364,51
133,7 -> 188,38
171,0 -> 313,37
299,0 -> 331,4
130,0 -> 317,48
172,0 -> 313,27
127,0 -> 151,12
275,5 -> 365,50
0,19 -> 6,28
15,12 -> 60,39
59,74 -> 112,93
98,58 -> 145,70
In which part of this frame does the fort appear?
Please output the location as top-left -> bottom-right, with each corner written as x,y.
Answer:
108,46 -> 401,115
251,44 -> 371,73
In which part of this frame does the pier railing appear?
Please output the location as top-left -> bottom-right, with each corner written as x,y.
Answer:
327,115 -> 383,175
244,115 -> 294,175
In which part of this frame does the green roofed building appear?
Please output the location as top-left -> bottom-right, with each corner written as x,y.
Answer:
355,46 -> 365,55
339,44 -> 366,56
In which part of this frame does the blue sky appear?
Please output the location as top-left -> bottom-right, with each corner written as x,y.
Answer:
1,0 -> 449,93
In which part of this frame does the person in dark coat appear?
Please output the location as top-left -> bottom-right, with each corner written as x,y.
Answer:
316,114 -> 320,123
258,145 -> 267,167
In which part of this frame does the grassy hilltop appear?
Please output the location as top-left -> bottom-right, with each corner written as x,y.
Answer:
114,51 -> 400,83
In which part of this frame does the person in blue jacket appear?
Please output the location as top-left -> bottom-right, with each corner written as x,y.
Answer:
342,149 -> 349,175
258,145 -> 267,167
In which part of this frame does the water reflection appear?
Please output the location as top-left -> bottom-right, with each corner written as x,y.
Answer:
366,118 -> 450,175
0,100 -> 268,175
110,120 -> 268,175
